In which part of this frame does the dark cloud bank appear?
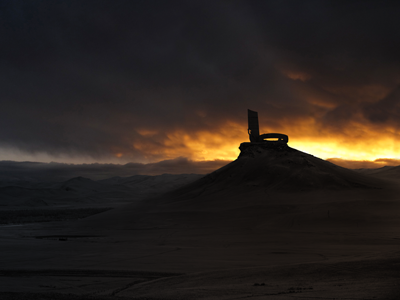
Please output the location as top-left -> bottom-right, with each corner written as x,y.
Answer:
1,1 -> 400,162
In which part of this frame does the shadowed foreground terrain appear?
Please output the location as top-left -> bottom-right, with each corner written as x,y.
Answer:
1,145 -> 400,299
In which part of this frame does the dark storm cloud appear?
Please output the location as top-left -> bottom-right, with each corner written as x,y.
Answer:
362,86 -> 400,124
1,0 -> 400,162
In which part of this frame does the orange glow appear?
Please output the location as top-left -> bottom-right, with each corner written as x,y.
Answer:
280,69 -> 311,82
130,121 -> 243,162
130,120 -> 400,164
126,111 -> 400,166
162,121 -> 244,161
291,138 -> 400,161
285,119 -> 400,163
137,129 -> 158,137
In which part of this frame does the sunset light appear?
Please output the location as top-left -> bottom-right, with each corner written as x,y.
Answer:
1,0 -> 400,172
128,119 -> 400,167
4,3 -> 400,298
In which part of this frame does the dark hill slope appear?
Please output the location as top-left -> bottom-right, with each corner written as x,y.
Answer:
57,145 -> 400,286
167,144 -> 382,201
79,144 -> 395,233
357,165 -> 400,180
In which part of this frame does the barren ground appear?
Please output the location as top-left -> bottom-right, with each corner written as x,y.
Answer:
1,155 -> 400,299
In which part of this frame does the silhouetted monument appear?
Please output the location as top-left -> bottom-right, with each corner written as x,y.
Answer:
240,109 -> 288,151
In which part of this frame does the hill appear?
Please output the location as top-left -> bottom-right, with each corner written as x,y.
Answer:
2,145 -> 400,298
82,144 -> 395,233
172,143 -> 381,196
357,165 -> 400,180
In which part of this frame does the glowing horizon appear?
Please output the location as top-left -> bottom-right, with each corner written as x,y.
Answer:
128,122 -> 400,166
2,2 -> 400,172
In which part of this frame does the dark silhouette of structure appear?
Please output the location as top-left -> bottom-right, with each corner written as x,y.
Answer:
247,109 -> 288,144
247,110 -> 288,143
240,109 -> 288,151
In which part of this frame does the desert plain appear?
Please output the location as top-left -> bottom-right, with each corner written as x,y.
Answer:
1,144 -> 400,299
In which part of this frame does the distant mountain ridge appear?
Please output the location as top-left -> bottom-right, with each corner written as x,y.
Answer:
0,174 -> 203,209
0,159 -> 227,181
356,165 -> 400,179
0,145 -> 395,212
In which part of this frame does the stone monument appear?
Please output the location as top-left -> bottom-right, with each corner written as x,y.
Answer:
240,109 -> 288,152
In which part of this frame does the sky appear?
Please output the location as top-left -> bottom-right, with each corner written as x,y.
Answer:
2,0 -> 400,172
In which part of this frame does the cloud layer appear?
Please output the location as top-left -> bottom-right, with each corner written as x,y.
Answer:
2,1 -> 400,163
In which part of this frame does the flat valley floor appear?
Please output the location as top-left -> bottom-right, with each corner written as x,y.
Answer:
2,184 -> 400,299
